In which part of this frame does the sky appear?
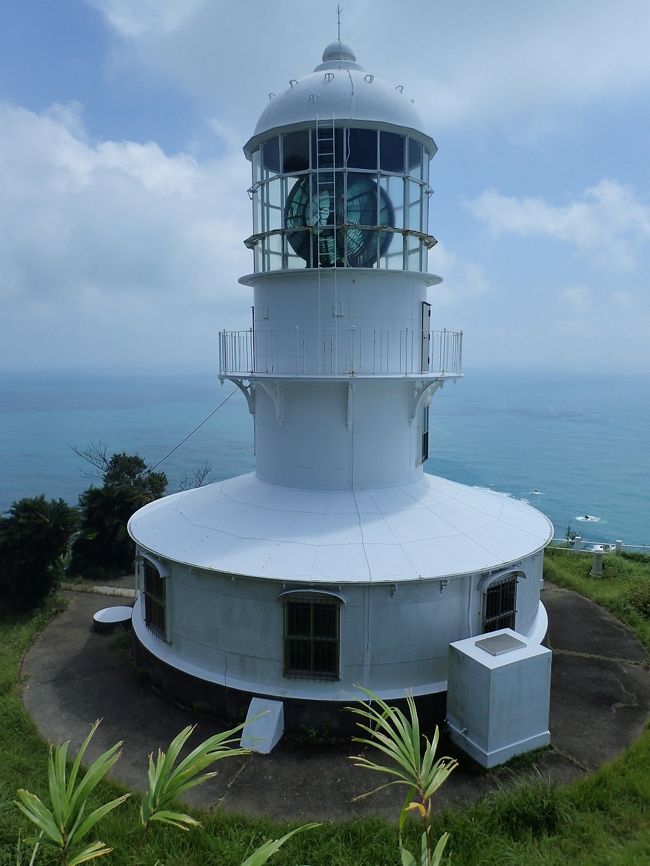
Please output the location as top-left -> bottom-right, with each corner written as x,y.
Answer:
0,0 -> 649,374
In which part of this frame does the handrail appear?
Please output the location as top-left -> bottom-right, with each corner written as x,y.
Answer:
219,327 -> 463,378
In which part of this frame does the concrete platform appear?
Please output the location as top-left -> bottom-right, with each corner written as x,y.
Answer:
20,582 -> 650,821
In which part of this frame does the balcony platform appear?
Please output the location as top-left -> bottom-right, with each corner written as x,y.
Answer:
219,327 -> 463,379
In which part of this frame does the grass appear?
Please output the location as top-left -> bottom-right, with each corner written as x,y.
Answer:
0,553 -> 649,865
545,547 -> 650,651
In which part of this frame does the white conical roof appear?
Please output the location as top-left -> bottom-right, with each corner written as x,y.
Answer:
244,43 -> 435,156
129,473 -> 553,584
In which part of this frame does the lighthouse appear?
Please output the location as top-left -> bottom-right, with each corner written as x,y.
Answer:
128,40 -> 553,733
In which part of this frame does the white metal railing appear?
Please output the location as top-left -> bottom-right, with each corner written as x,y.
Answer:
219,327 -> 463,378
551,538 -> 650,554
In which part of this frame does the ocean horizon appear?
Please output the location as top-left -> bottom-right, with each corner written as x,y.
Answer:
1,367 -> 648,549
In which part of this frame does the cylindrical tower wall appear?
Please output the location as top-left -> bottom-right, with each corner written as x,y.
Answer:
248,269 -> 439,376
254,378 -> 427,489
131,548 -> 545,705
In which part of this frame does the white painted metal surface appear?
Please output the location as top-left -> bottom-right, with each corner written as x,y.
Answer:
128,473 -> 553,582
127,38 -> 554,709
447,628 -> 552,767
246,44 -> 434,155
93,606 -> 133,625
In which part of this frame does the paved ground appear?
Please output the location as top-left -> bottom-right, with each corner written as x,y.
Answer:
21,583 -> 650,822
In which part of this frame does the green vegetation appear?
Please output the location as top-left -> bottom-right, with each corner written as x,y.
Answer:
139,723 -> 249,836
15,718 -> 315,866
1,552 -> 650,864
0,497 -> 78,613
16,720 -> 130,866
68,450 -> 167,580
545,547 -> 650,650
349,689 -> 457,866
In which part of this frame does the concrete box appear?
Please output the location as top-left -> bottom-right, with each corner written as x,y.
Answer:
446,629 -> 552,768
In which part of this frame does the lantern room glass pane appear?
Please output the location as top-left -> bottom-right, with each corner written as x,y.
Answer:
381,175 -> 404,228
252,148 -> 261,183
311,128 -> 344,169
347,128 -> 377,169
268,177 -> 281,207
408,139 -> 423,178
380,131 -> 404,172
262,136 -> 280,175
407,180 -> 422,231
282,131 -> 310,172
407,242 -> 421,271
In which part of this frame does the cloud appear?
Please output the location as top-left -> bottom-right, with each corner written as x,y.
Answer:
0,101 -> 252,371
428,242 -> 489,313
87,0 -> 209,38
464,180 -> 650,269
85,0 -> 650,135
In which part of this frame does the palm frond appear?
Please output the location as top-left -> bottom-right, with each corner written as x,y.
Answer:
239,824 -> 320,866
140,722 -> 251,832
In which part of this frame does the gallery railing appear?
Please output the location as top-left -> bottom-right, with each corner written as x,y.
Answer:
219,327 -> 463,377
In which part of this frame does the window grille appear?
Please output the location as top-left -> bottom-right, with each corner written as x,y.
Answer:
143,559 -> 166,640
284,597 -> 340,679
483,573 -> 517,632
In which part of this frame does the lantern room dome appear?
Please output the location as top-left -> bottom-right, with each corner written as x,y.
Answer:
245,43 -> 435,157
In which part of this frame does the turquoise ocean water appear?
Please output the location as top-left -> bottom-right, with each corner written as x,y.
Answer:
1,369 -> 648,547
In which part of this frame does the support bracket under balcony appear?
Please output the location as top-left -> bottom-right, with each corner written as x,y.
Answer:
256,379 -> 283,425
410,379 -> 443,421
220,376 -> 255,415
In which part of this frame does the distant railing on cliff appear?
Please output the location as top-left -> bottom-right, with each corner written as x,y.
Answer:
551,538 -> 650,555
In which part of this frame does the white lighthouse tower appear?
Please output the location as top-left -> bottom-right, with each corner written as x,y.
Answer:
128,39 -> 553,732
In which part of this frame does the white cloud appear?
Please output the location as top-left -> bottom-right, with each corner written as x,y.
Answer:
557,285 -> 594,315
0,102 -> 252,371
465,180 -> 650,269
88,0 -> 208,38
428,242 -> 489,313
85,0 -> 650,134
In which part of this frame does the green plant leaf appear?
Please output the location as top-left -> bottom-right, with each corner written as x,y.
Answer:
68,840 -> 113,866
67,740 -> 123,823
430,832 -> 450,866
71,793 -> 131,843
15,721 -> 128,866
239,824 -> 319,866
66,721 -> 100,805
48,741 -> 68,828
15,791 -> 62,845
146,809 -> 201,831
140,723 -> 251,832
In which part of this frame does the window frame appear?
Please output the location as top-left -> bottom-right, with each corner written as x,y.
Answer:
481,572 -> 520,633
247,127 -> 434,274
140,555 -> 168,642
280,591 -> 342,680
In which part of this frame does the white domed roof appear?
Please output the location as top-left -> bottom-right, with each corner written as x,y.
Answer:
245,43 -> 435,156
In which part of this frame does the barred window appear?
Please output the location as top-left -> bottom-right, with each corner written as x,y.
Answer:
483,573 -> 517,633
143,559 -> 166,640
284,597 -> 340,679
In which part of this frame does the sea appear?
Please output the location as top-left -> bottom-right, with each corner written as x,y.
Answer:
1,368 -> 648,548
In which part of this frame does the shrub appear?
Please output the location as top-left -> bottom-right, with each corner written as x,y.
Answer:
618,583 -> 650,620
0,497 -> 77,613
68,451 -> 167,580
